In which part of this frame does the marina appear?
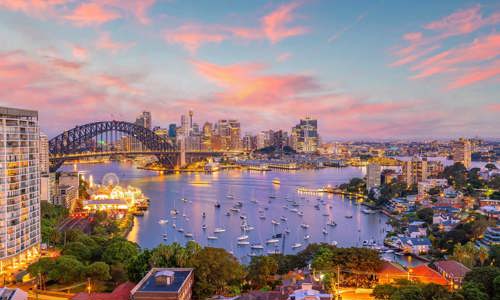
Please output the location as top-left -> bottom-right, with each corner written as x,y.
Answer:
64,162 -> 394,263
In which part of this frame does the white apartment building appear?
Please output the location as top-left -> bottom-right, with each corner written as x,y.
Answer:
0,107 -> 41,273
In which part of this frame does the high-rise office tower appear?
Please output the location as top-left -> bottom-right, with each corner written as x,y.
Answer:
452,138 -> 472,169
189,110 -> 193,133
291,117 -> 319,153
0,107 -> 41,270
135,111 -> 152,130
402,156 -> 429,186
202,122 -> 212,150
168,124 -> 177,138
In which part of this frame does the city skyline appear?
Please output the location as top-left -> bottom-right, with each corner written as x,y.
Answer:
0,1 -> 499,139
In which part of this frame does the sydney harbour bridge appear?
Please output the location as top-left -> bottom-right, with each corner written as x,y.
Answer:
49,120 -> 239,172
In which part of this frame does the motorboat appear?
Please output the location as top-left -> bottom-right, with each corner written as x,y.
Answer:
214,202 -> 221,208
272,178 -> 281,185
158,219 -> 168,225
237,241 -> 250,246
290,208 -> 298,213
284,228 -> 291,234
184,233 -> 193,238
172,223 -> 176,228
322,212 -> 330,216
177,228 -> 184,233
331,241 -> 338,246
237,235 -> 249,241
297,211 -> 304,216
267,250 -> 281,255
362,208 -> 377,214
230,207 -> 240,213
170,209 -> 179,216
259,215 -> 266,220
271,219 -> 280,225
300,223 -> 309,229
304,235 -> 310,240
244,226 -> 255,231
207,236 -> 218,240
251,244 -> 264,249
202,224 -> 207,230
202,212 -> 206,218
266,238 -> 280,244
345,215 -> 353,219
269,195 -> 276,199
292,243 -> 302,249
362,240 -> 369,247
214,227 -> 226,233
240,215 -> 247,220
322,228 -> 328,235
226,194 -> 234,199
225,212 -> 231,216
181,198 -> 187,202
280,216 -> 287,222
327,220 -> 337,227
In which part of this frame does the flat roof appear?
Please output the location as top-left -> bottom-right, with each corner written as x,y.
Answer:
135,269 -> 192,293
0,106 -> 38,118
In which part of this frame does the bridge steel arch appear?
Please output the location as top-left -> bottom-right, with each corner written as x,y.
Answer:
49,121 -> 177,171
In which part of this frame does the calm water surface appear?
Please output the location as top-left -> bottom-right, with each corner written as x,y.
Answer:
63,162 -> 395,263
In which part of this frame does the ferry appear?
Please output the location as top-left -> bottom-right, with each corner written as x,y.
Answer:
272,178 -> 281,185
266,238 -> 280,244
292,243 -> 302,249
251,244 -> 264,249
214,227 -> 226,233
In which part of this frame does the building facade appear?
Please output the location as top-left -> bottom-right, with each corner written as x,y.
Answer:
452,138 -> 472,169
366,163 -> 381,191
0,107 -> 41,272
291,117 -> 318,153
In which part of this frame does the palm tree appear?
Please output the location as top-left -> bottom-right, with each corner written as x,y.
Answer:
478,246 -> 489,266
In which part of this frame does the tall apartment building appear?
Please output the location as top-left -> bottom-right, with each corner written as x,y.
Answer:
0,107 -> 41,271
402,156 -> 429,186
452,138 -> 472,169
291,117 -> 319,153
39,133 -> 49,175
366,163 -> 381,191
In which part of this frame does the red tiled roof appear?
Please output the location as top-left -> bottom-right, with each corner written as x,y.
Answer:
433,260 -> 470,279
409,265 -> 448,285
377,262 -> 407,276
71,282 -> 135,300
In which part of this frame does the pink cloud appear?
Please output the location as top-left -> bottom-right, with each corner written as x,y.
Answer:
64,2 -> 120,27
100,0 -> 155,25
97,74 -> 142,94
164,24 -> 227,53
277,52 -> 292,62
72,45 -> 88,60
0,0 -> 67,17
96,32 -> 135,54
447,59 -> 500,89
261,1 -> 308,43
163,1 -> 308,52
485,103 -> 500,112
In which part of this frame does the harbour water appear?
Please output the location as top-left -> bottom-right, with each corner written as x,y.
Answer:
62,162 -> 402,264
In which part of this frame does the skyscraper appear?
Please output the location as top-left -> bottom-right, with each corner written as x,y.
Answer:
452,138 -> 472,169
366,164 -> 381,191
168,124 -> 177,138
291,117 -> 319,153
402,156 -> 429,186
135,111 -> 152,130
0,107 -> 41,270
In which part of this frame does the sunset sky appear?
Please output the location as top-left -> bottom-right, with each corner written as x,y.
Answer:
0,0 -> 499,140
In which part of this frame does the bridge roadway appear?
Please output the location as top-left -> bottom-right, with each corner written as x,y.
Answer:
49,150 -> 240,159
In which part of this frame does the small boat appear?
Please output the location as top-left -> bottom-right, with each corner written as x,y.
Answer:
297,211 -> 304,216
177,228 -> 184,233
362,240 -> 369,247
345,215 -> 353,219
240,215 -> 247,220
272,178 -> 281,185
248,252 -> 258,257
331,240 -> 338,246
225,212 -> 231,216
267,250 -> 281,255
322,212 -> 330,216
181,198 -> 187,202
290,208 -> 298,213
182,213 -> 187,218
207,236 -> 218,240
237,235 -> 249,241
202,212 -> 206,218
237,241 -> 250,246
266,239 -> 280,244
170,209 -> 179,216
226,194 -> 234,199
172,223 -> 177,228
322,228 -> 328,235
214,227 -> 226,233
280,216 -> 287,221
327,220 -> 337,227
300,223 -> 309,229
271,219 -> 280,225
250,199 -> 258,204
292,243 -> 302,249
202,224 -> 207,230
244,226 -> 255,231
230,207 -> 240,213
184,233 -> 193,238
214,202 -> 221,208
362,208 -> 377,214
158,219 -> 168,225
304,235 -> 310,240
163,237 -> 167,241
259,215 -> 266,220
284,228 -> 291,234
251,244 -> 264,249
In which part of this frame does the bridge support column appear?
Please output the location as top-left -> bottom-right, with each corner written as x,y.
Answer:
179,137 -> 186,168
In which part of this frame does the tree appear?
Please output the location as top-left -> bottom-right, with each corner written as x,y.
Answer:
390,285 -> 424,300
450,242 -> 480,268
478,247 -> 489,266
28,257 -> 56,288
463,266 -> 500,298
494,275 -> 500,300
372,284 -> 396,299
490,245 -> 500,267
247,256 -> 278,289
416,207 -> 434,225
485,163 -> 497,171
189,247 -> 245,299
127,249 -> 152,282
86,262 -> 111,281
62,242 -> 92,261
48,255 -> 86,284
441,163 -> 467,190
149,242 -> 196,268
102,238 -> 139,265
459,282 -> 488,300
110,263 -> 128,283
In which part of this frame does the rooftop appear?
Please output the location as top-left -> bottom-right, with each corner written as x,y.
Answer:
132,268 -> 193,294
433,260 -> 470,279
